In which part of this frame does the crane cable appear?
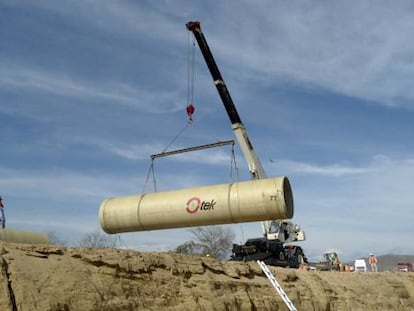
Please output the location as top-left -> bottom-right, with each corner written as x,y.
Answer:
142,122 -> 189,193
229,142 -> 246,244
187,30 -> 196,122
142,32 -> 196,194
158,30 -> 196,154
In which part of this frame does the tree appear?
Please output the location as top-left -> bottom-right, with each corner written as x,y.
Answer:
78,231 -> 121,248
174,226 -> 235,260
174,240 -> 197,255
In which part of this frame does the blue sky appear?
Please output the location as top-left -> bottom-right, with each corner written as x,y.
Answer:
1,1 -> 413,261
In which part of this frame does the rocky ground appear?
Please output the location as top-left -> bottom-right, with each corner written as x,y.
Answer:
1,242 -> 413,311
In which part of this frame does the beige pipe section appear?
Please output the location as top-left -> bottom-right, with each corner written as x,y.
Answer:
100,176 -> 294,234
0,228 -> 50,244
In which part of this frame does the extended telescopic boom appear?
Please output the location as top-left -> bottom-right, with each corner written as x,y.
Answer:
186,21 -> 266,180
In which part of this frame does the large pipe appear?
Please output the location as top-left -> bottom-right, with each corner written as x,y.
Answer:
99,177 -> 293,234
0,228 -> 50,244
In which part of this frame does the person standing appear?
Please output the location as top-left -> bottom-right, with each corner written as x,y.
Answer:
0,195 -> 5,229
369,253 -> 378,272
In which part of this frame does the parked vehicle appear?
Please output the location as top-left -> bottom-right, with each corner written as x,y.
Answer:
354,259 -> 367,272
310,252 -> 344,271
397,262 -> 413,272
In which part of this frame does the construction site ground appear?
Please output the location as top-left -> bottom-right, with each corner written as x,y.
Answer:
1,242 -> 413,311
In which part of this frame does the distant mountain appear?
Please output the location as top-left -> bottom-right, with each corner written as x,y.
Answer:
376,254 -> 414,272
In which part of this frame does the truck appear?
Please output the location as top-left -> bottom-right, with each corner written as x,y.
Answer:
186,21 -> 307,268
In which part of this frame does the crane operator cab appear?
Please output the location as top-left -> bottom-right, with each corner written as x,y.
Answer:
264,220 -> 306,242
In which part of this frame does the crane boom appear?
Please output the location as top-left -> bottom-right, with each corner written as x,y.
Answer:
186,21 -> 266,181
186,21 -> 305,246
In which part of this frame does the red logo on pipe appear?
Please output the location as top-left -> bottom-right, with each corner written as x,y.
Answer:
186,197 -> 216,214
186,197 -> 201,214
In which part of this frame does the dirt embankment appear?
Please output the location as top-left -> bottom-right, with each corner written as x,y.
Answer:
0,243 -> 413,311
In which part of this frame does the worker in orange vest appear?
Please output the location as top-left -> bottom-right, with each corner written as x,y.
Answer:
369,253 -> 378,272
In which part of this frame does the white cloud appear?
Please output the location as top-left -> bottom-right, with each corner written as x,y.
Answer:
275,160 -> 372,176
7,1 -> 414,108
0,64 -> 183,114
98,141 -> 166,161
83,136 -> 236,166
0,166 -> 138,201
288,154 -> 414,259
5,1 -> 186,43
201,1 -> 414,108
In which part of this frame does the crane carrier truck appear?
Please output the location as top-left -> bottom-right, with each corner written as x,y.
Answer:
186,21 -> 307,268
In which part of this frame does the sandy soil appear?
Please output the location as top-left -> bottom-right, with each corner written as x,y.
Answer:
1,242 -> 413,311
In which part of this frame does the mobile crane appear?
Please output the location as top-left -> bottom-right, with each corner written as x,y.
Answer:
186,21 -> 306,268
